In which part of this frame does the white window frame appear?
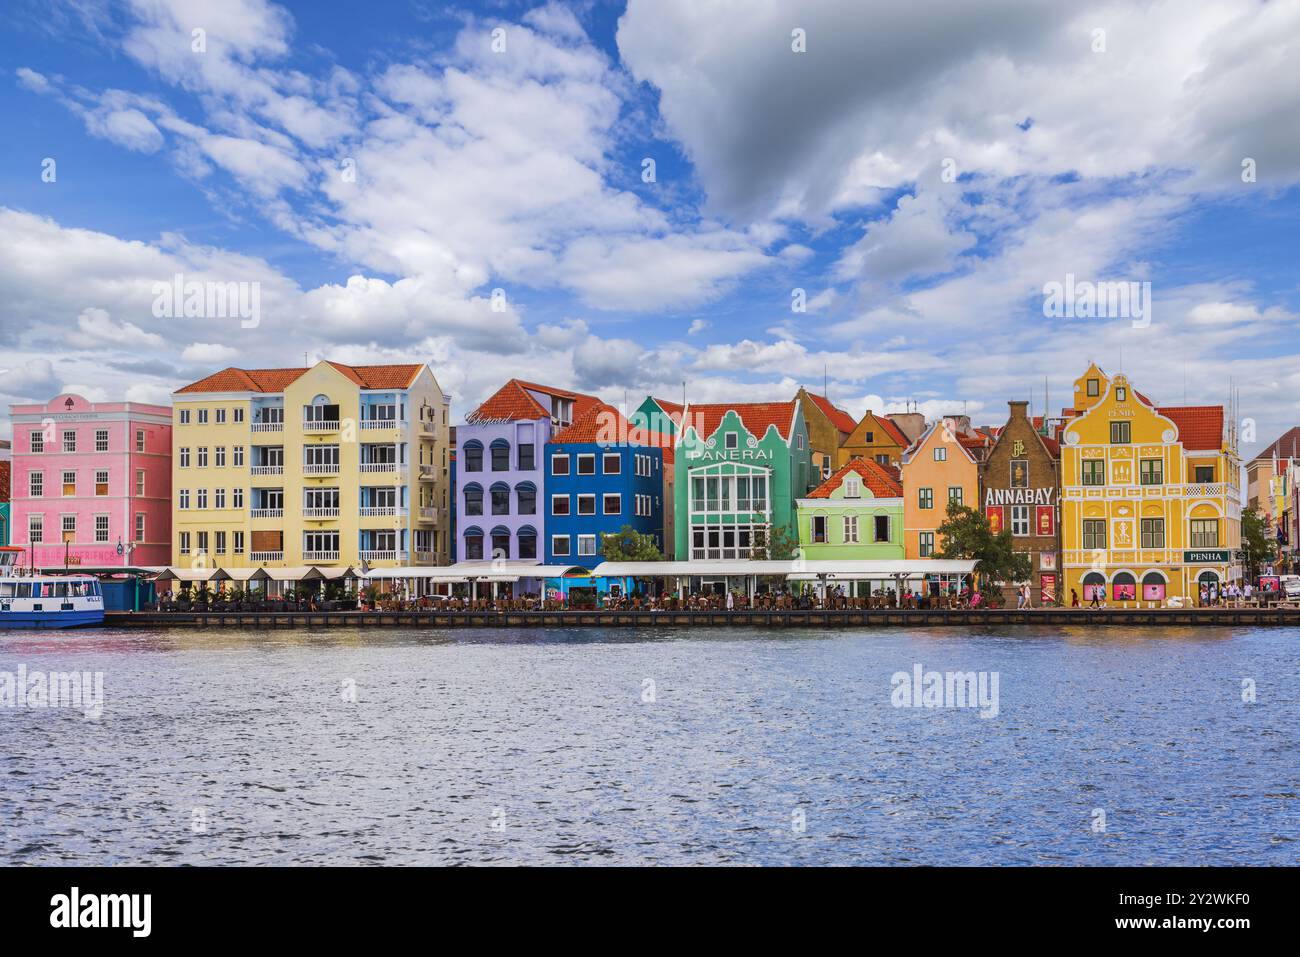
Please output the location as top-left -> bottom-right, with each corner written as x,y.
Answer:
551,534 -> 571,557
551,494 -> 570,516
603,493 -> 621,515
577,494 -> 596,516
577,534 -> 597,557
603,452 -> 621,474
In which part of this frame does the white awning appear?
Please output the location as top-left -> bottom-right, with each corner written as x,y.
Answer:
315,566 -> 358,580
154,567 -> 221,582
591,559 -> 978,579
363,561 -> 589,581
224,567 -> 273,583
260,566 -> 325,581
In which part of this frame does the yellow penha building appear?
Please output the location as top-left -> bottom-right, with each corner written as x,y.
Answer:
170,360 -> 452,572
1060,364 -> 1240,605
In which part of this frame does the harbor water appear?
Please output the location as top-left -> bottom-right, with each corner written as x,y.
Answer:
1,624 -> 1295,865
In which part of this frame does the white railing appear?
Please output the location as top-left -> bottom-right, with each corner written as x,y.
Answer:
1183,483 -> 1225,497
303,550 -> 339,562
303,463 -> 340,475
359,506 -> 404,517
360,549 -> 405,562
251,465 -> 283,475
303,507 -> 340,518
251,508 -> 283,519
360,462 -> 398,473
418,506 -> 439,522
250,550 -> 282,562
415,551 -> 438,563
251,422 -> 283,433
302,420 -> 339,432
361,419 -> 397,429
419,465 -> 437,479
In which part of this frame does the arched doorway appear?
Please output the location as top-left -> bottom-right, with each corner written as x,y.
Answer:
1141,571 -> 1166,602
1197,570 -> 1220,606
1082,571 -> 1106,604
1111,571 -> 1136,602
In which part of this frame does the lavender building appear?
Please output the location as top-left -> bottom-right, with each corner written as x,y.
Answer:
457,380 -> 600,564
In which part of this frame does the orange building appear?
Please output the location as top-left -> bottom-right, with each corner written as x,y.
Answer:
900,418 -> 987,558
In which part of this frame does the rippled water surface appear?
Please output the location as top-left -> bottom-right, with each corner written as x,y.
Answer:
1,624 -> 1296,865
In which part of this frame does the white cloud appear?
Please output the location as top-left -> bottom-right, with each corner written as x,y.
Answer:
180,342 -> 241,363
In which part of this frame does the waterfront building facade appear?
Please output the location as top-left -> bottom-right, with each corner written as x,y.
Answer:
458,379 -> 599,563
674,401 -> 813,560
839,410 -> 910,469
171,361 -> 451,570
1059,364 -> 1240,604
0,457 -> 9,546
981,400 -> 1061,605
795,388 -> 858,482
900,417 -> 985,559
545,403 -> 669,568
796,458 -> 904,561
9,394 -> 172,569
1245,427 -> 1299,571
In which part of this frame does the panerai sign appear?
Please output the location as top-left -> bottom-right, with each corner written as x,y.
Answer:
687,447 -> 773,463
985,487 -> 1056,506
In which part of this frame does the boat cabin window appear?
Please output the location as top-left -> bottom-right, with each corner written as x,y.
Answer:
17,582 -> 33,598
0,582 -> 14,598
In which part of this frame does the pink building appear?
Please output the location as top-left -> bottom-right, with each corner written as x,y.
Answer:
9,394 -> 172,570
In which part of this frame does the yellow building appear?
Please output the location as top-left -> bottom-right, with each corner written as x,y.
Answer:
170,361 -> 452,571
1060,364 -> 1240,605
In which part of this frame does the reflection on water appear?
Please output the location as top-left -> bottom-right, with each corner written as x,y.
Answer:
0,625 -> 1295,865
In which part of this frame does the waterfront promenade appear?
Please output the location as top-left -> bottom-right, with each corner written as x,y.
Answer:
105,605 -> 1300,629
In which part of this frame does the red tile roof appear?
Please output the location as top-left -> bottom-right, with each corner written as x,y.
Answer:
1159,406 -> 1224,451
176,362 -> 423,393
876,414 -> 910,448
807,457 -> 901,499
805,392 -> 858,435
468,379 -> 601,424
549,402 -> 674,461
687,401 -> 798,441
650,397 -> 685,420
1252,427 -> 1300,462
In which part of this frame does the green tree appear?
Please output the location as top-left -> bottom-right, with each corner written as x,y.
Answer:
600,525 -> 664,561
1240,506 -> 1277,580
750,523 -> 800,561
936,501 -> 1032,585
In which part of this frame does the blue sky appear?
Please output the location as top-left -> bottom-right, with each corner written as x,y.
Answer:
3,0 -> 1299,457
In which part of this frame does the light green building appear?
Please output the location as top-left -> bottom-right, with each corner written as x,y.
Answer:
796,458 -> 905,560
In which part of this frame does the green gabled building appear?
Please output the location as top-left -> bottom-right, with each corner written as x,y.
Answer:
796,458 -> 905,560
674,400 -> 813,560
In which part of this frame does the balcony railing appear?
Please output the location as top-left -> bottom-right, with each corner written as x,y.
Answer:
360,506 -> 405,517
251,422 -> 283,433
361,419 -> 398,430
251,465 -> 283,475
303,507 -> 340,519
419,464 -> 437,480
360,549 -> 406,562
302,420 -> 340,432
303,463 -> 340,475
360,462 -> 399,473
303,550 -> 339,563
417,506 -> 439,523
249,550 -> 283,562
251,508 -> 283,519
414,550 -> 438,563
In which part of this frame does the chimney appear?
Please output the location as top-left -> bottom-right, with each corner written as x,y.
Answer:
1009,400 -> 1029,419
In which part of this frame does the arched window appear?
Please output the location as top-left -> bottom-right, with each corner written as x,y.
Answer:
1082,571 -> 1106,602
463,483 -> 483,516
490,481 -> 510,515
1112,571 -> 1136,601
490,525 -> 511,560
462,440 -> 483,472
518,524 -> 537,560
463,525 -> 484,561
516,481 -> 537,515
1141,571 -> 1166,602
490,438 -> 511,471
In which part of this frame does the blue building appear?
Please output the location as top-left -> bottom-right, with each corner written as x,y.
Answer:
544,403 -> 669,600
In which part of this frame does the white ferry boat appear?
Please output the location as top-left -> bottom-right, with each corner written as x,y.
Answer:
0,547 -> 105,629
